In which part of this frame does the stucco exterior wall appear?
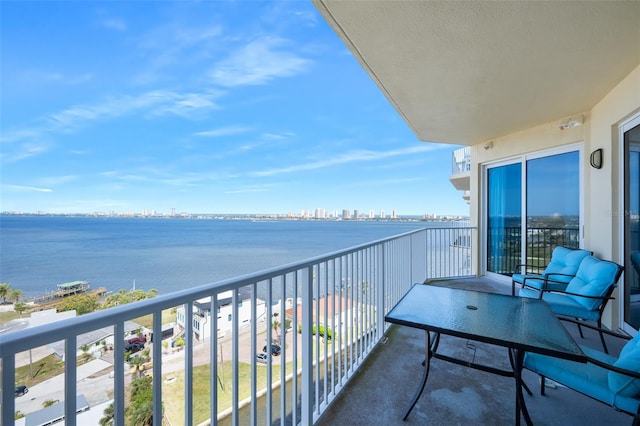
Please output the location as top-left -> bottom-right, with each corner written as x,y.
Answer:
470,63 -> 640,329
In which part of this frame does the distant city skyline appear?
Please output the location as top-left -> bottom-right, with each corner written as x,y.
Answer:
1,208 -> 467,221
0,2 -> 469,217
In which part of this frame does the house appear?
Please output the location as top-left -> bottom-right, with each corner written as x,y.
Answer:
313,0 -> 640,334
176,288 -> 266,341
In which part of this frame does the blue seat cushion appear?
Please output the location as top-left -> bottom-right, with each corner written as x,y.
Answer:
524,346 -> 640,415
513,247 -> 590,292
540,292 -> 600,321
609,333 -> 640,397
564,256 -> 620,311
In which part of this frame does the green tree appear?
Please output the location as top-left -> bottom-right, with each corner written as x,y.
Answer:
272,317 -> 281,340
129,355 -> 145,378
56,294 -> 100,315
0,283 -> 11,304
127,376 -> 155,426
13,301 -> 28,317
102,288 -> 157,309
99,402 -> 114,426
8,289 -> 23,304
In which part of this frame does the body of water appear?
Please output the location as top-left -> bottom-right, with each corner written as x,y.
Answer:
0,215 -> 433,299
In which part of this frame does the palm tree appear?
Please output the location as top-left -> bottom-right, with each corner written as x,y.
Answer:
0,283 -> 11,304
8,289 -> 23,305
272,317 -> 281,340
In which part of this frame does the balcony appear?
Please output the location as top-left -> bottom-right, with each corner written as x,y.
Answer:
0,226 -> 629,425
0,227 -> 473,425
450,147 -> 471,198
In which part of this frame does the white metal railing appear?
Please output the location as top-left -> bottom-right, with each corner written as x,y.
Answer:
0,226 -> 474,426
451,146 -> 471,175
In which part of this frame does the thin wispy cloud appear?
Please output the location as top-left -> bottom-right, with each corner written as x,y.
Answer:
194,126 -> 251,138
210,36 -> 310,87
100,18 -> 127,32
253,145 -> 439,177
2,143 -> 50,163
224,184 -> 276,194
2,184 -> 53,193
3,90 -> 223,150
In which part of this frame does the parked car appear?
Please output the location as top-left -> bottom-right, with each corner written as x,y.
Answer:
127,336 -> 147,345
263,344 -> 281,356
256,353 -> 268,364
125,342 -> 144,353
15,385 -> 28,397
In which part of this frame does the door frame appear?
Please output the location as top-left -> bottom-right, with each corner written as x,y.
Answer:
619,112 -> 640,334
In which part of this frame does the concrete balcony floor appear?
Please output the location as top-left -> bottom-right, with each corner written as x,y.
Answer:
316,278 -> 631,426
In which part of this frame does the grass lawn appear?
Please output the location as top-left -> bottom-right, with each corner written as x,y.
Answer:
163,359 -> 296,425
14,353 -> 94,388
0,310 -> 19,324
132,308 -> 176,331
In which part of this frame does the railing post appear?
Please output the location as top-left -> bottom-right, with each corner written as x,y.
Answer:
1,353 -> 16,426
114,322 -> 125,425
184,301 -> 193,426
152,310 -> 163,425
64,336 -> 77,426
301,266 -> 313,425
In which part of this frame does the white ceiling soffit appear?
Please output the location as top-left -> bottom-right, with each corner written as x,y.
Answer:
314,1 -> 640,145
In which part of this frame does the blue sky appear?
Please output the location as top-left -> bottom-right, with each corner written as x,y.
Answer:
1,1 -> 468,217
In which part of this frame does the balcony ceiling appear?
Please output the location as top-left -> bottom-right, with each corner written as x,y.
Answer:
313,1 -> 640,145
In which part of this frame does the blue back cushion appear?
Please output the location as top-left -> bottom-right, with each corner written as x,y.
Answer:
609,333 -> 640,397
564,256 -> 620,311
542,247 -> 591,283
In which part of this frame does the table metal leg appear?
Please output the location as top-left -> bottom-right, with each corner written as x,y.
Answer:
403,331 -> 434,421
514,349 -> 533,426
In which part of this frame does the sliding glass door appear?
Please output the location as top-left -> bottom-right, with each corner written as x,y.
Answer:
623,119 -> 640,330
485,148 -> 581,277
487,163 -> 522,274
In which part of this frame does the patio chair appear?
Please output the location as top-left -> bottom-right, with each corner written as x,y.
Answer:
523,323 -> 640,424
520,255 -> 623,353
511,246 -> 592,296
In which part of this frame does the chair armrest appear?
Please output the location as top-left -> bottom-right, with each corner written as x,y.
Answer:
557,318 -> 632,339
543,272 -> 574,281
584,354 -> 640,379
541,288 -> 615,302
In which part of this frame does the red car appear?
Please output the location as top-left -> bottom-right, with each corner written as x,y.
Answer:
127,336 -> 147,345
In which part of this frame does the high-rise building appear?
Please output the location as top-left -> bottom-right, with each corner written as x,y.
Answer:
342,209 -> 351,220
380,210 -> 385,219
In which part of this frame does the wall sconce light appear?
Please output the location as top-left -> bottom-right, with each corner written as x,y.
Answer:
483,141 -> 494,150
559,115 -> 584,130
590,148 -> 603,169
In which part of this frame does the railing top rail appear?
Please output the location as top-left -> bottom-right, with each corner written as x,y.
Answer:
0,226 -> 479,354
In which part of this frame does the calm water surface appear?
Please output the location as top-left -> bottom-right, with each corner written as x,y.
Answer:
0,216 -> 428,298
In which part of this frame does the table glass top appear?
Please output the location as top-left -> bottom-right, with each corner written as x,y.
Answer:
385,284 -> 584,360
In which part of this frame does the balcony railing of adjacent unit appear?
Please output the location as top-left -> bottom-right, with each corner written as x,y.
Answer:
451,146 -> 471,176
0,226 -> 475,426
487,226 -> 580,275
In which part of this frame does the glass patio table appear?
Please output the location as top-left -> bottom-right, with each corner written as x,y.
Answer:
385,284 -> 586,425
